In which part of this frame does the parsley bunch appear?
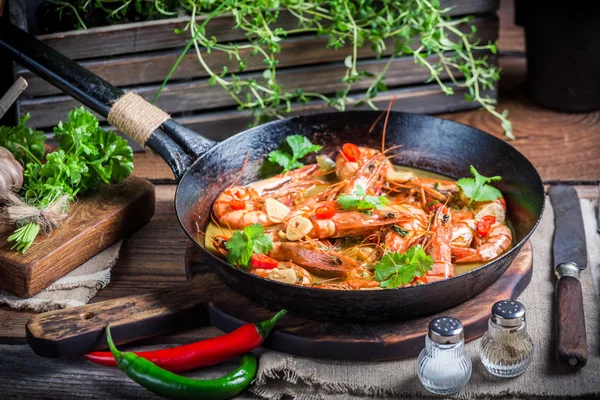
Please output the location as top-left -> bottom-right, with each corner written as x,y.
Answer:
337,185 -> 390,211
262,135 -> 322,176
225,223 -> 274,268
374,245 -> 433,288
0,108 -> 134,253
456,165 -> 502,206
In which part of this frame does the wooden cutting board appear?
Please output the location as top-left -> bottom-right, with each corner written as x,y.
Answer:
0,176 -> 155,298
25,241 -> 532,360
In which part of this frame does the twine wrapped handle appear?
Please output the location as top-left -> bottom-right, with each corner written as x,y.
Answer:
107,92 -> 170,145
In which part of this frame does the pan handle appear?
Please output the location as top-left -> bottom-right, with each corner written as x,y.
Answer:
0,18 -> 216,180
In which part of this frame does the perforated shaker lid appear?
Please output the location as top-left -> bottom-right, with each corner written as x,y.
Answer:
428,316 -> 464,344
492,300 -> 526,327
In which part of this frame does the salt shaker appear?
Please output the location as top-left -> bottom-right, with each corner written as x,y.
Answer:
417,317 -> 472,395
480,300 -> 534,378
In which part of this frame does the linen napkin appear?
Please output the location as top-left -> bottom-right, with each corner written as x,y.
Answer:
251,198 -> 600,399
0,240 -> 122,312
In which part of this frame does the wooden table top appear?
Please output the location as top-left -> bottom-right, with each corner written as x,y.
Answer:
0,0 -> 598,398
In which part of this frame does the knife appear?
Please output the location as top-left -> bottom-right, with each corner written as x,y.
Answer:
548,185 -> 588,368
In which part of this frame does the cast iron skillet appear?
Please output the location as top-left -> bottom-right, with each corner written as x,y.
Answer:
0,20 -> 544,322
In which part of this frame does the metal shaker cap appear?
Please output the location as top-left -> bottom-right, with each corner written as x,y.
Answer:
492,300 -> 526,328
428,317 -> 464,344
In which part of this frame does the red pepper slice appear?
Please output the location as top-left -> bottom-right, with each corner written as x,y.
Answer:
342,143 -> 361,162
477,215 -> 496,237
315,203 -> 336,219
84,310 -> 286,372
230,199 -> 246,210
249,254 -> 278,269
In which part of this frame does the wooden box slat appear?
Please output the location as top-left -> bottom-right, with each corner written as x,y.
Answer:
32,0 -> 498,60
21,49 -> 496,128
10,0 -> 499,137
19,17 -> 497,98
178,83 -> 485,141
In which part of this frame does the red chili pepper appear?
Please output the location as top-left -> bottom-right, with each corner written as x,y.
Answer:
84,310 -> 286,372
342,143 -> 360,162
230,199 -> 246,210
477,215 -> 496,237
250,254 -> 278,269
426,200 -> 441,211
315,203 -> 336,219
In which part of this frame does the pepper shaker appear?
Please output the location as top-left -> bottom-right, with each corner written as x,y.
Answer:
480,300 -> 534,377
417,317 -> 472,395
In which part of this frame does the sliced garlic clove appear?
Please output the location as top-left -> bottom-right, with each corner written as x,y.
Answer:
285,215 -> 313,241
265,198 -> 290,223
268,267 -> 297,284
474,201 -> 506,224
386,169 -> 415,183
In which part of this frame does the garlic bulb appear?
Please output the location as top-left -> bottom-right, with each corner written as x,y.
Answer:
0,147 -> 23,193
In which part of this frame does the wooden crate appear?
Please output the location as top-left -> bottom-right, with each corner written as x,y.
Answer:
9,0 -> 499,141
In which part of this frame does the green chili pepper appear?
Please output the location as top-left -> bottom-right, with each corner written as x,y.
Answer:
106,326 -> 257,400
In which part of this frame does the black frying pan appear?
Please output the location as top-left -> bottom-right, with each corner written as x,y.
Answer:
0,19 -> 544,322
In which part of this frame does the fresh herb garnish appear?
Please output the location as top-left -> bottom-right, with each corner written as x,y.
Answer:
1,108 -> 134,253
374,245 -> 433,289
266,135 -> 322,174
391,225 -> 408,236
337,185 -> 390,211
457,165 -> 502,206
225,223 -> 274,268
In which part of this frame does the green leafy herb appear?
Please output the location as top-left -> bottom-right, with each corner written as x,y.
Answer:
225,223 -> 274,268
337,185 -> 390,211
0,114 -> 46,164
457,165 -> 502,206
266,135 -> 322,173
3,108 -> 134,253
374,245 -> 433,289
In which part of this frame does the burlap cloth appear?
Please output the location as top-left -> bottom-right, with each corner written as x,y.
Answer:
0,241 -> 122,312
250,198 -> 600,399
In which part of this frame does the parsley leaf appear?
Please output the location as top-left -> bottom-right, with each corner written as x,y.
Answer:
456,165 -> 502,206
265,135 -> 322,173
225,223 -> 274,268
374,245 -> 433,288
2,107 -> 134,253
54,107 -> 134,190
0,114 -> 46,164
337,184 -> 390,211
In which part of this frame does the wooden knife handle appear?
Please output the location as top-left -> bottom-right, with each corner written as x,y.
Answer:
556,275 -> 588,367
26,281 -> 210,358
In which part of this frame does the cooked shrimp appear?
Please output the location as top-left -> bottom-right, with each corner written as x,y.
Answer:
452,223 -> 512,263
336,146 -> 388,181
212,165 -> 320,229
268,239 -> 358,278
384,204 -> 429,253
426,206 -> 454,281
282,204 -> 411,240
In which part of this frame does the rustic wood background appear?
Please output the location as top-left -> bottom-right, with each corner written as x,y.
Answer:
10,0 -> 500,132
0,0 -> 599,398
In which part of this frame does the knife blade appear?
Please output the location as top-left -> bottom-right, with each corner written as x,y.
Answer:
548,185 -> 588,368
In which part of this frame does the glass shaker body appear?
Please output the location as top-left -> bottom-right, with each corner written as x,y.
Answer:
417,317 -> 472,395
480,318 -> 534,377
418,336 -> 472,395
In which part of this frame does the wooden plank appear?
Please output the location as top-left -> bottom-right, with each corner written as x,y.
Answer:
0,344 -> 254,399
24,243 -> 531,359
497,0 -> 525,53
0,177 -> 155,298
20,50 -> 497,128
19,17 -> 498,97
438,57 -> 600,183
32,0 -> 498,60
0,185 -> 183,343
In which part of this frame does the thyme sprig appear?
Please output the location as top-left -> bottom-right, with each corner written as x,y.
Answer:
51,0 -> 512,137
